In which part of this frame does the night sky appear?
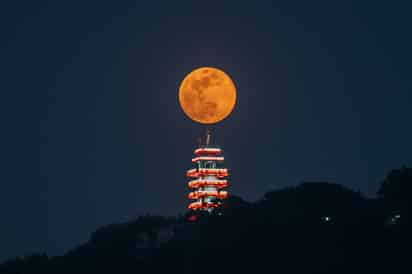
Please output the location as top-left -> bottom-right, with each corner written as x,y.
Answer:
1,0 -> 412,262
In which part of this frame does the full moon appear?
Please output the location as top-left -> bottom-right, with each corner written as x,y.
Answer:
178,67 -> 237,124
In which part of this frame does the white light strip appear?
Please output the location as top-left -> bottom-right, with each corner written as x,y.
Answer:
191,156 -> 224,162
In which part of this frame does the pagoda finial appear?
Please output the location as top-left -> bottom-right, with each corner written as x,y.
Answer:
206,128 -> 211,147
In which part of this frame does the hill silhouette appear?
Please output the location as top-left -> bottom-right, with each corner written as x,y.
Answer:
1,167 -> 410,274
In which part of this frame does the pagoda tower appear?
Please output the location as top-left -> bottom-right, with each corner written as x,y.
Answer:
187,131 -> 229,212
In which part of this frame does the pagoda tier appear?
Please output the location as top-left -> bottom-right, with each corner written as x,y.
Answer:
188,190 -> 228,199
188,179 -> 228,189
188,201 -> 219,210
194,147 -> 222,156
187,145 -> 229,212
191,156 -> 224,163
186,168 -> 229,178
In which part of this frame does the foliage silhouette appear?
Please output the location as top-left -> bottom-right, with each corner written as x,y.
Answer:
1,167 -> 411,274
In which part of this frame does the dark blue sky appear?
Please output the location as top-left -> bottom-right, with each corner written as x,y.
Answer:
1,0 -> 411,262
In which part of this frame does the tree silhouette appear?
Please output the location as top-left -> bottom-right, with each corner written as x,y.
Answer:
1,169 -> 411,274
378,166 -> 411,224
378,166 -> 412,201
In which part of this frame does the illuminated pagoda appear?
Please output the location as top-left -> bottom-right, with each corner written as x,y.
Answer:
187,130 -> 229,212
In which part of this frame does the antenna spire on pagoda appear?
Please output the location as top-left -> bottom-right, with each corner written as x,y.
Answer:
205,128 -> 211,146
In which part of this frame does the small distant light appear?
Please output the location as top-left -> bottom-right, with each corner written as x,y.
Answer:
218,212 -> 223,216
389,214 -> 401,224
323,216 -> 331,222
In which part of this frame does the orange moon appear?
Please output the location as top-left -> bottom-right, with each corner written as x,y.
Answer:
178,67 -> 237,124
